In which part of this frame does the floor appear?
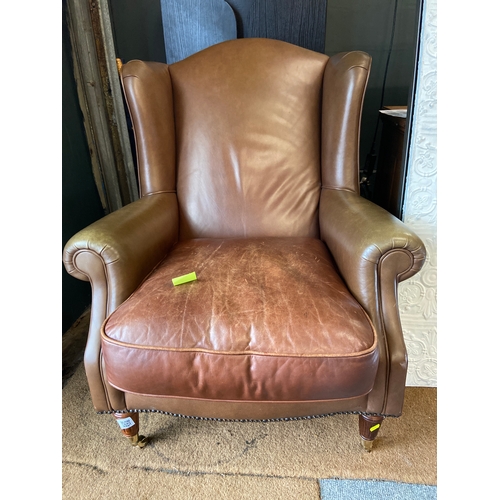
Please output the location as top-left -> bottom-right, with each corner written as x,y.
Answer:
62,308 -> 90,387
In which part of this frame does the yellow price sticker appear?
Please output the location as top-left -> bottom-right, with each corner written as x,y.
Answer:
370,424 -> 381,432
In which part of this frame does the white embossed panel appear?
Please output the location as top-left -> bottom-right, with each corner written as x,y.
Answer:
400,0 -> 437,387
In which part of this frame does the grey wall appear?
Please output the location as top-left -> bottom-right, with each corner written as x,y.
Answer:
62,2 -> 106,333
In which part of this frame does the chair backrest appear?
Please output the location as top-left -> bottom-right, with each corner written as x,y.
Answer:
169,38 -> 328,239
121,38 -> 370,240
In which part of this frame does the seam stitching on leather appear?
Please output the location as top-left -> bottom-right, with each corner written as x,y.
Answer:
121,73 -> 144,196
73,248 -> 112,409
377,249 -> 413,414
347,64 -> 370,72
100,337 -> 378,359
380,248 -> 414,274
321,186 -> 356,192
144,190 -> 176,195
374,256 -> 390,414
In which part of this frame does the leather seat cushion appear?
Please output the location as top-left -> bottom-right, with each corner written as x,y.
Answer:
102,237 -> 378,402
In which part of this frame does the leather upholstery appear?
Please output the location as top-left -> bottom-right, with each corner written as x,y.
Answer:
102,238 -> 378,401
168,38 -> 327,240
120,62 -> 177,196
63,38 -> 426,421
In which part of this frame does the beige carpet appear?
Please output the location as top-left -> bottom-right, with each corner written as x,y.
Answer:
63,363 -> 436,499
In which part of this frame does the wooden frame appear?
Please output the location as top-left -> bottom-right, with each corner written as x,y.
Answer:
65,0 -> 138,213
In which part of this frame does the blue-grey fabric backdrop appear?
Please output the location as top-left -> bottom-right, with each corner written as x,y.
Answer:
160,0 -> 327,64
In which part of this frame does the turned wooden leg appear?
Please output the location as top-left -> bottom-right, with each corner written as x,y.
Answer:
113,412 -> 149,448
359,414 -> 384,451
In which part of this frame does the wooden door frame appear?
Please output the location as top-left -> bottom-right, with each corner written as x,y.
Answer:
65,0 -> 138,213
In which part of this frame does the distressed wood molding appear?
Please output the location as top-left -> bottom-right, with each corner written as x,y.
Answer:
97,0 -> 139,204
65,0 -> 138,213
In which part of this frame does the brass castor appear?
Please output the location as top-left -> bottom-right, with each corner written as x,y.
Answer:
360,437 -> 374,452
127,433 -> 150,448
114,411 -> 149,448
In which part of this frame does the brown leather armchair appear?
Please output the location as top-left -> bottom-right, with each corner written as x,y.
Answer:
63,38 -> 426,451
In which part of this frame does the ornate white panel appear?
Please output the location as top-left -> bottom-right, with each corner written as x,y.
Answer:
399,0 -> 437,387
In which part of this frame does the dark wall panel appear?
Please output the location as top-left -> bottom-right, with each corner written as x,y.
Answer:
109,0 -> 167,63
325,0 -> 419,198
227,0 -> 327,53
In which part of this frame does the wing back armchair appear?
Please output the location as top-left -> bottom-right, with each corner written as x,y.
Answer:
63,38 -> 426,451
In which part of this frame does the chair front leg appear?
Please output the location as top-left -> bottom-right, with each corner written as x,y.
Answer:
113,412 -> 149,448
359,414 -> 384,451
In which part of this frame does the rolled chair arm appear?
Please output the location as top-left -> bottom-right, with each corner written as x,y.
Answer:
63,192 -> 178,411
320,189 -> 425,309
319,188 -> 426,415
63,192 -> 179,310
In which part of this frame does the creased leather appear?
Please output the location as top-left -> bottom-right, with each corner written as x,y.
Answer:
102,238 -> 379,401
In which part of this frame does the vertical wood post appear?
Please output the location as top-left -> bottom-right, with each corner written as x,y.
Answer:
65,0 -> 138,214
